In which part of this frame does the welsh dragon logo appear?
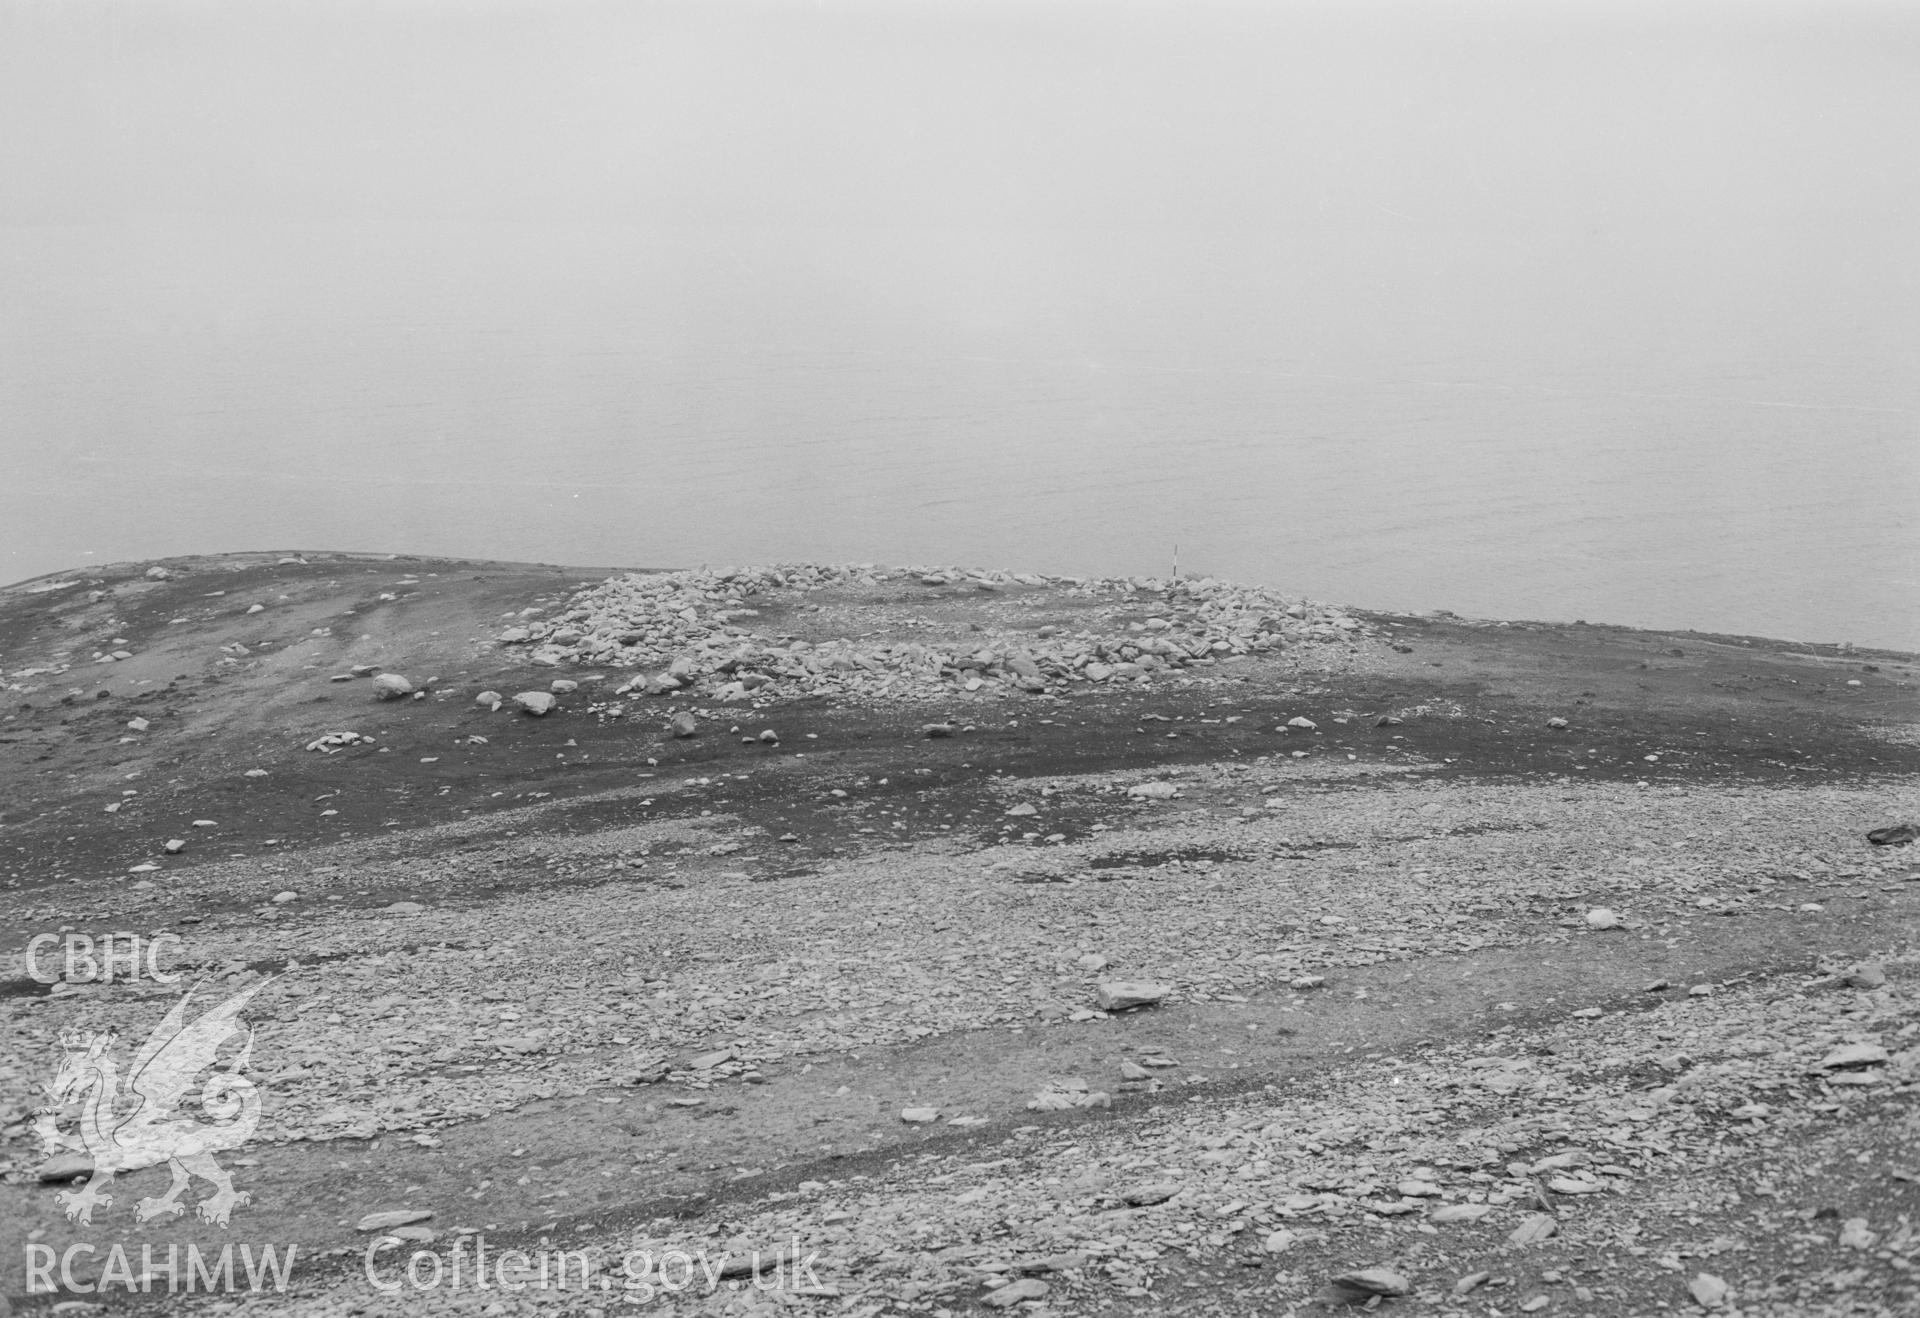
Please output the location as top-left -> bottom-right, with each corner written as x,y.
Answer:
34,980 -> 267,1227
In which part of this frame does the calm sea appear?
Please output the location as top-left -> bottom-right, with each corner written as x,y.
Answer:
3,220 -> 1915,649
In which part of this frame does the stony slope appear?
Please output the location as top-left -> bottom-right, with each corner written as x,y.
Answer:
1,552 -> 1916,1317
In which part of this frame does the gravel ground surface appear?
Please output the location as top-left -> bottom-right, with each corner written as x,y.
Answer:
1,554 -> 1915,1316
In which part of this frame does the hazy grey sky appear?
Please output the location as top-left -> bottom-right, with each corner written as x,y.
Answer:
2,2 -> 1915,644
6,0 -> 1913,233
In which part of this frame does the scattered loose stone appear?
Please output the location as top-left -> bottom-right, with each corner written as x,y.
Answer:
1585,906 -> 1624,930
1121,1182 -> 1181,1206
357,1209 -> 434,1232
1095,981 -> 1170,1011
475,690 -> 503,706
1331,1268 -> 1412,1298
514,691 -> 556,716
901,1107 -> 940,1124
1016,1252 -> 1084,1276
1126,782 -> 1179,800
1529,1151 -> 1588,1172
1027,1083 -> 1110,1111
371,673 -> 413,700
1291,975 -> 1326,990
670,712 -> 699,738
1867,822 -> 1917,846
982,1278 -> 1049,1308
922,722 -> 956,738
307,731 -> 374,752
1431,1203 -> 1492,1224
1688,1272 -> 1731,1308
1815,1042 -> 1889,1070
1844,962 -> 1888,989
36,1152 -> 93,1182
1547,1176 -> 1603,1194
1509,1213 -> 1559,1244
